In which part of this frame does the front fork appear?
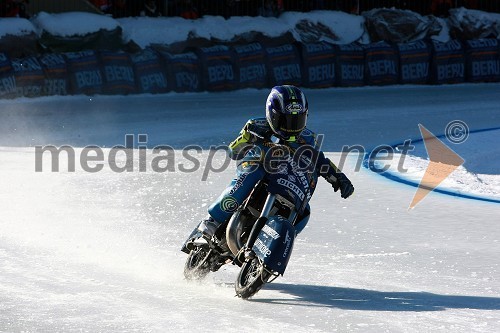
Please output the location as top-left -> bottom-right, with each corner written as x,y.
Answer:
243,194 -> 276,251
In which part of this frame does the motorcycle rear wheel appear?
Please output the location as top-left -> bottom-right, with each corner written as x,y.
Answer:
184,246 -> 212,280
235,258 -> 270,299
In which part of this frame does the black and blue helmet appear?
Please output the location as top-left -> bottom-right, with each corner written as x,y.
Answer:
266,85 -> 308,141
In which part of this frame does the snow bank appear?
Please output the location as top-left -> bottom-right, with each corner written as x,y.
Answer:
32,12 -> 121,37
0,18 -> 38,58
23,7 -> 500,50
4,6 -> 496,53
118,11 -> 365,48
0,18 -> 36,38
363,8 -> 442,43
451,7 -> 500,26
449,7 -> 500,40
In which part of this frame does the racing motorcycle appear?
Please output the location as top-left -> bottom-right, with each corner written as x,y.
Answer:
182,142 -> 315,299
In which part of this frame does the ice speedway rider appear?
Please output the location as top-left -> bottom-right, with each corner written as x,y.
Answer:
181,85 -> 354,259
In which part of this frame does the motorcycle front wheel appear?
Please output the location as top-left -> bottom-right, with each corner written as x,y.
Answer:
235,257 -> 270,299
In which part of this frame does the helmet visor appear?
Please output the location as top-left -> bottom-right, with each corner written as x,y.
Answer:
278,112 -> 307,136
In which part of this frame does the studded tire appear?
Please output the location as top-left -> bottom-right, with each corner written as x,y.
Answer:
235,257 -> 270,299
184,246 -> 212,280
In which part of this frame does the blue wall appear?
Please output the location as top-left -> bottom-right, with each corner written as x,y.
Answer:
3,39 -> 499,98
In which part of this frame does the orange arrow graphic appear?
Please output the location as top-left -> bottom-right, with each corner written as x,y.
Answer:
409,124 -> 465,209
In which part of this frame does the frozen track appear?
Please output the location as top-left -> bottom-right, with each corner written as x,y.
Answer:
1,84 -> 500,332
1,84 -> 499,150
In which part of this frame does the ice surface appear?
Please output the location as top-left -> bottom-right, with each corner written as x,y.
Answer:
1,84 -> 500,332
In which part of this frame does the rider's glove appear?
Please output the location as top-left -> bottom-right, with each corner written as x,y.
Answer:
243,128 -> 258,144
328,172 -> 354,199
229,124 -> 260,160
337,172 -> 354,199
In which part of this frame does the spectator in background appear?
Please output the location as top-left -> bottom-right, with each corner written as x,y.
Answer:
200,0 -> 226,17
0,0 -> 29,18
141,0 -> 161,16
311,0 -> 325,10
431,0 -> 452,17
258,0 -> 282,17
112,0 -> 129,18
159,0 -> 172,16
283,0 -> 304,12
91,0 -> 112,13
177,0 -> 199,19
0,0 -> 18,17
461,0 -> 478,9
234,0 -> 259,17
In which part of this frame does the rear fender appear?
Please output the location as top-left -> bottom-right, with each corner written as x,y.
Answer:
252,215 -> 295,275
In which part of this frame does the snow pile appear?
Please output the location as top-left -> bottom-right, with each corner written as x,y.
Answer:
283,11 -> 366,44
0,18 -> 38,58
0,18 -> 36,38
449,7 -> 500,39
31,11 -> 121,37
118,11 -> 365,48
19,7 -> 500,50
432,17 -> 451,42
362,8 -> 443,43
3,7 -> 497,53
117,7 -> 500,48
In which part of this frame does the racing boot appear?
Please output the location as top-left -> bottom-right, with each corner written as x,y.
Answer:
180,225 -> 203,254
180,216 -> 218,254
197,216 -> 220,239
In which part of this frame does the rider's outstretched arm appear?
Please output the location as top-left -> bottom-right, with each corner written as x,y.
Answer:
316,151 -> 354,199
